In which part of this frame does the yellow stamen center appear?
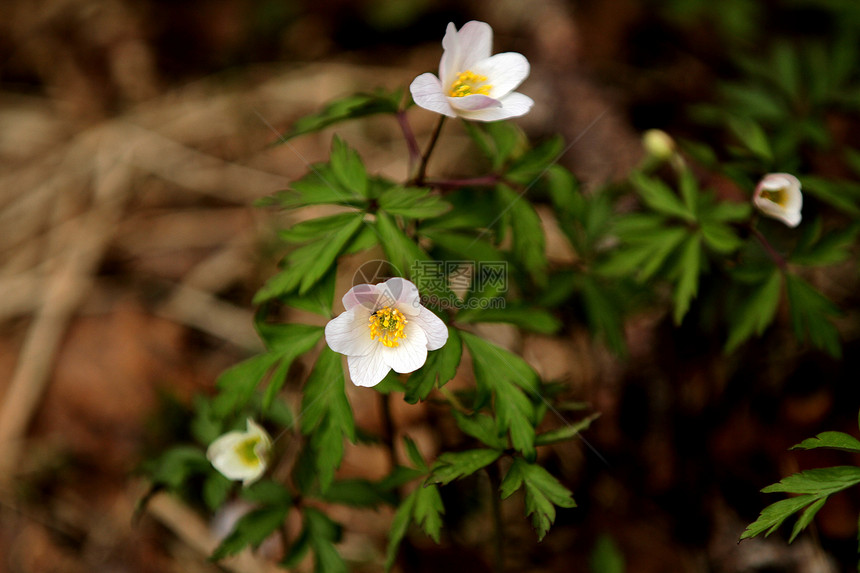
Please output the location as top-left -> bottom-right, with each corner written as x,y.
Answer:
761,187 -> 788,207
368,307 -> 407,348
236,436 -> 262,466
449,70 -> 492,97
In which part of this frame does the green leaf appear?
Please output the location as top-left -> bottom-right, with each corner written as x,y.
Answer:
281,89 -> 402,141
631,172 -> 693,221
452,411 -> 508,450
740,495 -> 815,540
317,478 -> 392,507
499,458 -> 576,541
790,223 -> 860,266
725,269 -> 782,353
300,347 -> 356,491
461,332 -> 538,459
579,276 -> 627,355
254,323 -> 324,411
465,120 -> 527,169
404,327 -> 462,404
254,213 -> 365,301
330,136 -> 368,197
789,497 -> 827,543
589,534 -> 626,573
403,435 -> 429,473
384,489 -> 416,571
241,480 -> 293,505
800,176 -> 860,216
727,116 -> 772,160
535,413 -> 600,446
203,472 -> 233,510
278,268 -> 337,316
426,449 -> 502,486
212,353 -> 280,417
146,446 -> 209,490
762,466 -> 860,495
700,221 -> 744,254
673,234 -> 701,324
678,169 -> 698,216
791,431 -> 860,454
271,164 -> 365,209
413,484 -> 445,543
497,184 -> 547,284
305,508 -> 346,573
279,213 -> 363,243
374,212 -> 431,287
506,136 -> 564,185
211,504 -> 289,560
455,305 -> 561,334
707,201 -> 753,223
378,185 -> 450,219
785,274 -> 842,357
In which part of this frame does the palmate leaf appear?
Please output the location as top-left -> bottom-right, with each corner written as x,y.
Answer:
461,332 -> 539,459
384,484 -> 446,571
500,458 -> 576,541
426,449 -> 502,486
378,185 -> 450,219
791,431 -> 860,454
497,184 -> 548,285
725,269 -> 782,353
784,274 -> 842,357
330,136 -> 368,197
742,466 -> 860,543
630,172 -> 694,222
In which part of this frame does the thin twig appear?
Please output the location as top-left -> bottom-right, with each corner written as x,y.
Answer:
412,116 -> 446,185
750,226 -> 788,270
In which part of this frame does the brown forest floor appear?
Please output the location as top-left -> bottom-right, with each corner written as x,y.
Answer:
1,1 -> 859,572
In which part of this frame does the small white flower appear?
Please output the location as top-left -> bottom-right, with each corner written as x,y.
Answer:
409,21 -> 533,122
206,418 -> 271,486
753,173 -> 802,228
325,277 -> 448,388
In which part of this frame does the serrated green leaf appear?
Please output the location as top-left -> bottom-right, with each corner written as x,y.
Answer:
679,169 -> 698,215
791,431 -> 860,453
701,221 -> 743,253
317,478 -> 392,507
506,136 -> 564,185
452,411 -> 508,450
273,164 -> 365,209
673,234 -> 701,324
212,353 -> 280,417
374,212 -> 432,290
725,269 -> 782,353
461,332 -> 538,459
800,176 -> 860,216
707,200 -> 753,223
499,458 -> 575,541
281,89 -> 402,141
278,268 -> 337,317
790,224 -> 860,266
741,495 -> 815,541
497,184 -> 547,284
426,449 -> 502,486
413,484 -> 445,543
378,185 -> 450,219
146,446 -> 209,490
727,116 -> 772,160
631,172 -> 693,221
203,472 -> 233,511
785,274 -> 842,357
535,413 -> 600,446
789,496 -> 827,543
305,508 -> 346,573
580,276 -> 627,355
762,466 -> 860,495
330,136 -> 368,197
405,327 -> 462,403
241,480 -> 293,505
384,490 -> 416,571
403,435 -> 429,473
279,212 -> 363,244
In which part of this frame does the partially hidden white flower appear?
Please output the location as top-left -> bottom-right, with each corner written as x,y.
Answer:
206,418 -> 271,486
325,277 -> 448,388
409,21 -> 533,121
753,173 -> 802,228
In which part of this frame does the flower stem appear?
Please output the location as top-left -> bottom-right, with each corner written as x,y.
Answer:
412,116 -> 446,186
486,462 -> 505,572
397,110 -> 421,176
380,392 -> 398,467
750,225 -> 787,271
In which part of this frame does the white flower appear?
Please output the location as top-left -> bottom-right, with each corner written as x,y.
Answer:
409,21 -> 533,121
206,418 -> 271,486
325,277 -> 448,388
753,173 -> 802,228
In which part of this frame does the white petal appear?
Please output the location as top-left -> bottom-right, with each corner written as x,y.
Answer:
325,308 -> 375,356
456,21 -> 493,72
207,431 -> 266,484
382,277 -> 421,316
348,350 -> 391,387
382,324 -> 428,374
411,73 -> 457,117
458,92 -> 534,122
753,173 -> 803,228
412,307 -> 449,351
471,52 -> 530,98
449,94 -> 502,112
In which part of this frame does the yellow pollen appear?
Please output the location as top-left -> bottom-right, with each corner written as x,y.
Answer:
368,307 -> 408,348
236,436 -> 262,466
449,70 -> 492,97
761,187 -> 788,207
